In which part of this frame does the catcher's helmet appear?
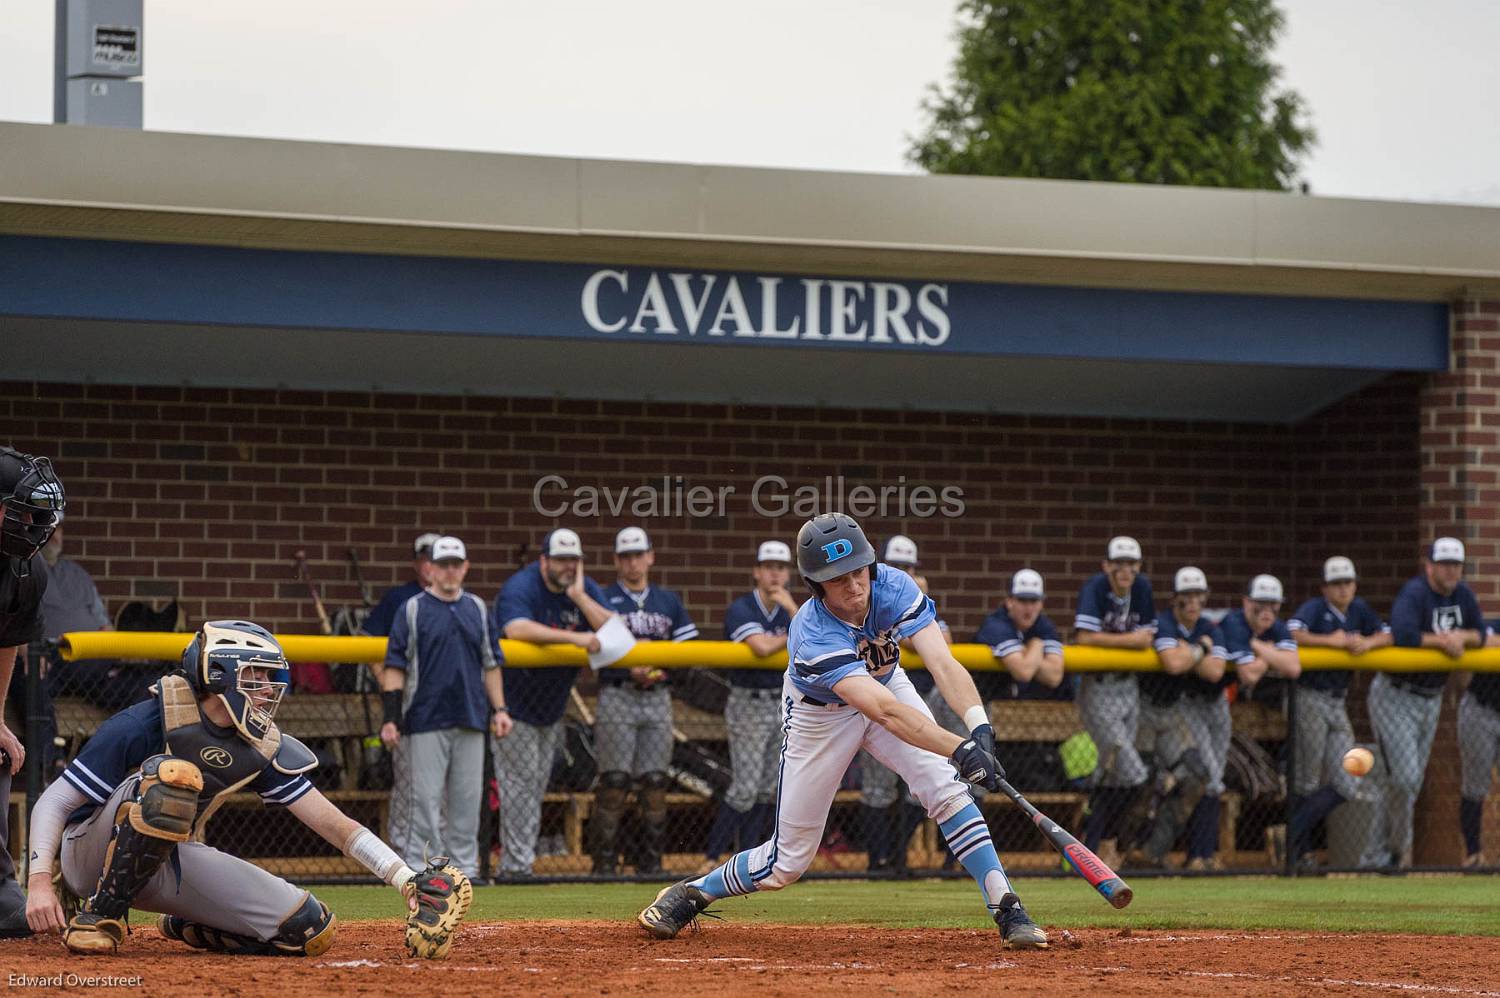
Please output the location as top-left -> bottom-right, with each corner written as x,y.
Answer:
180,620 -> 289,742
796,512 -> 877,585
0,446 -> 65,564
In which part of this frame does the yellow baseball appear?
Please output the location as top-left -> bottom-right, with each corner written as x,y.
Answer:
1342,747 -> 1374,777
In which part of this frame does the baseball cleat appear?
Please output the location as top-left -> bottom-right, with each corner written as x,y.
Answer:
64,912 -> 127,954
994,893 -> 1048,950
638,880 -> 713,940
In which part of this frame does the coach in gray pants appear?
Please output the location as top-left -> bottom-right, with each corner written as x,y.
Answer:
381,536 -> 511,879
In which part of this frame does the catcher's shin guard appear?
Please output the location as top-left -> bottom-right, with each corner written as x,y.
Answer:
159,893 -> 336,957
66,755 -> 202,955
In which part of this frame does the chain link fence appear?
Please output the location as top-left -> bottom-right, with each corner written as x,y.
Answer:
10,637 -> 1500,883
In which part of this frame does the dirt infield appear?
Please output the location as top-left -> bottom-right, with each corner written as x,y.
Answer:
6,920 -> 1500,996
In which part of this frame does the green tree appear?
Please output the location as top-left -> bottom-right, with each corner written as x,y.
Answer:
910,0 -> 1314,189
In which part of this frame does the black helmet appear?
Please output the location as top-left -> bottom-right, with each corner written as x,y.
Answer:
796,512 -> 877,585
180,620 -> 289,742
0,447 -> 65,564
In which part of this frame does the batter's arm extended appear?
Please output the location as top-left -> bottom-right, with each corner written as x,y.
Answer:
909,622 -> 987,733
834,672 -> 964,758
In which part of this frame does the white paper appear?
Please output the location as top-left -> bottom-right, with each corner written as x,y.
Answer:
588,614 -> 638,670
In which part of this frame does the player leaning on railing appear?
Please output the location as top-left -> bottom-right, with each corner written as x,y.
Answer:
24,619 -> 471,959
638,512 -> 1048,949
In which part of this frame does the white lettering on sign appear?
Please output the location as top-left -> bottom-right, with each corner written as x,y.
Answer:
580,269 -> 951,347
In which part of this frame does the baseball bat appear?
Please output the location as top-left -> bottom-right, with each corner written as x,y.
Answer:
347,547 -> 375,609
293,549 -> 334,636
996,777 -> 1134,910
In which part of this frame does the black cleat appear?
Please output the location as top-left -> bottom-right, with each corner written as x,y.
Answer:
637,881 -> 714,940
994,893 -> 1049,950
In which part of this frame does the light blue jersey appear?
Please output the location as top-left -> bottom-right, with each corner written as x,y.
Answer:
786,563 -> 936,704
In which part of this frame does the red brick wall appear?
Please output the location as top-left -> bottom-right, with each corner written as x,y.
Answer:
1413,299 -> 1500,864
1,376 -> 1420,639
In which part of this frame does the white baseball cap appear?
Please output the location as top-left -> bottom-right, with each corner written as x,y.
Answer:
1107,536 -> 1142,561
1174,566 -> 1208,593
884,535 -> 919,566
615,526 -> 651,554
1248,574 -> 1284,602
544,528 -> 583,559
1010,569 -> 1045,599
1431,537 -> 1466,564
757,540 -> 792,564
413,532 -> 443,558
430,536 -> 467,563
1323,556 -> 1357,583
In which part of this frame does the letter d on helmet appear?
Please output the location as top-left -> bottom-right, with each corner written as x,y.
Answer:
796,512 -> 876,584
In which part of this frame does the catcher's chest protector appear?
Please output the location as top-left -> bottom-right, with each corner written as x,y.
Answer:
158,675 -> 281,839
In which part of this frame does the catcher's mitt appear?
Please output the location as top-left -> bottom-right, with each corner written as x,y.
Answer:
402,857 -> 473,959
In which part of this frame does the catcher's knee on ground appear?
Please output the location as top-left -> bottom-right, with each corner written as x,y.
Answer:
160,892 -> 336,957
66,755 -> 202,954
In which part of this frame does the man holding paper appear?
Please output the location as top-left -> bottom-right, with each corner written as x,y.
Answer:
491,528 -> 620,878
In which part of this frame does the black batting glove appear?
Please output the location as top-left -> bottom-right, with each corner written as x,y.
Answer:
971,722 -> 996,761
950,737 -> 1004,792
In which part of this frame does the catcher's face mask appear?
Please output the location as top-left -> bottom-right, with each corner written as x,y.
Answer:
205,646 -> 290,741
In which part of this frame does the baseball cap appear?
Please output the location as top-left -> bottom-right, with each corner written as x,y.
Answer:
430,536 -> 467,563
884,535 -> 919,566
1174,566 -> 1208,593
1107,536 -> 1142,562
413,532 -> 442,558
544,528 -> 584,559
1323,556 -> 1357,583
757,540 -> 792,564
1248,574 -> 1284,603
1430,537 -> 1465,563
1010,569 -> 1045,599
615,526 -> 651,554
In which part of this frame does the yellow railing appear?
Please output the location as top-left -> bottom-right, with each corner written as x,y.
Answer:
57,631 -> 1500,673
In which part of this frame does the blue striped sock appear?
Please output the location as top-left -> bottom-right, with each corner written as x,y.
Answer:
939,802 -> 1013,913
687,849 -> 755,900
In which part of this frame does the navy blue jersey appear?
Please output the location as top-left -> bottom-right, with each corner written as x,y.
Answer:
599,583 -> 698,684
1219,609 -> 1297,704
492,562 -> 608,726
723,589 -> 794,690
1288,596 -> 1388,694
60,697 -> 313,826
385,589 -> 500,734
975,608 -> 1068,700
361,580 -> 424,638
786,565 -> 936,706
1153,609 -> 1230,701
1074,574 -> 1156,636
1389,575 -> 1484,691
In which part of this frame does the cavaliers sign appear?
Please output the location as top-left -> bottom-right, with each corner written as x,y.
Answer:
581,269 -> 951,347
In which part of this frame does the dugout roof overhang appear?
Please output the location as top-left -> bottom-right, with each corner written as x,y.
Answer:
4,122 -> 1498,422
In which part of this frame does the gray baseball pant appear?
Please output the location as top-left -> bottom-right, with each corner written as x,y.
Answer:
492,718 -> 563,875
388,727 -> 484,878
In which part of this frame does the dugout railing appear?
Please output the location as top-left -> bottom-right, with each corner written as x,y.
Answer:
8,633 -> 1497,883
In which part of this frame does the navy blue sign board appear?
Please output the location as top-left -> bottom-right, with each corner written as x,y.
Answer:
0,235 -> 1447,370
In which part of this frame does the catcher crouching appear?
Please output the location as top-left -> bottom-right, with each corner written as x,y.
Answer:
23,620 -> 471,959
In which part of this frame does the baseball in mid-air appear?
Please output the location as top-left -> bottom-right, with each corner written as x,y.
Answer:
1342,747 -> 1375,777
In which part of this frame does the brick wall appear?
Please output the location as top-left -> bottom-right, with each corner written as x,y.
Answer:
1413,299 -> 1500,864
2,376 -> 1420,638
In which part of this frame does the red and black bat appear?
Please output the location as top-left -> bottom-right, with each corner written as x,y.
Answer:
293,549 -> 334,636
996,777 -> 1134,909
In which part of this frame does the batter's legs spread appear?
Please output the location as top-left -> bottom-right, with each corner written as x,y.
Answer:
680,674 -> 1038,939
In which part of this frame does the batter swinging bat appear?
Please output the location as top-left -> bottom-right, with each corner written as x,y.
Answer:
996,777 -> 1134,909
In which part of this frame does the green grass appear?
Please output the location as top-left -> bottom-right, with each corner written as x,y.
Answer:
210,875 -> 1500,937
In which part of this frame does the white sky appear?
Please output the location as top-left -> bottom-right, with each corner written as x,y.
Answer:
1,0 -> 1497,205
